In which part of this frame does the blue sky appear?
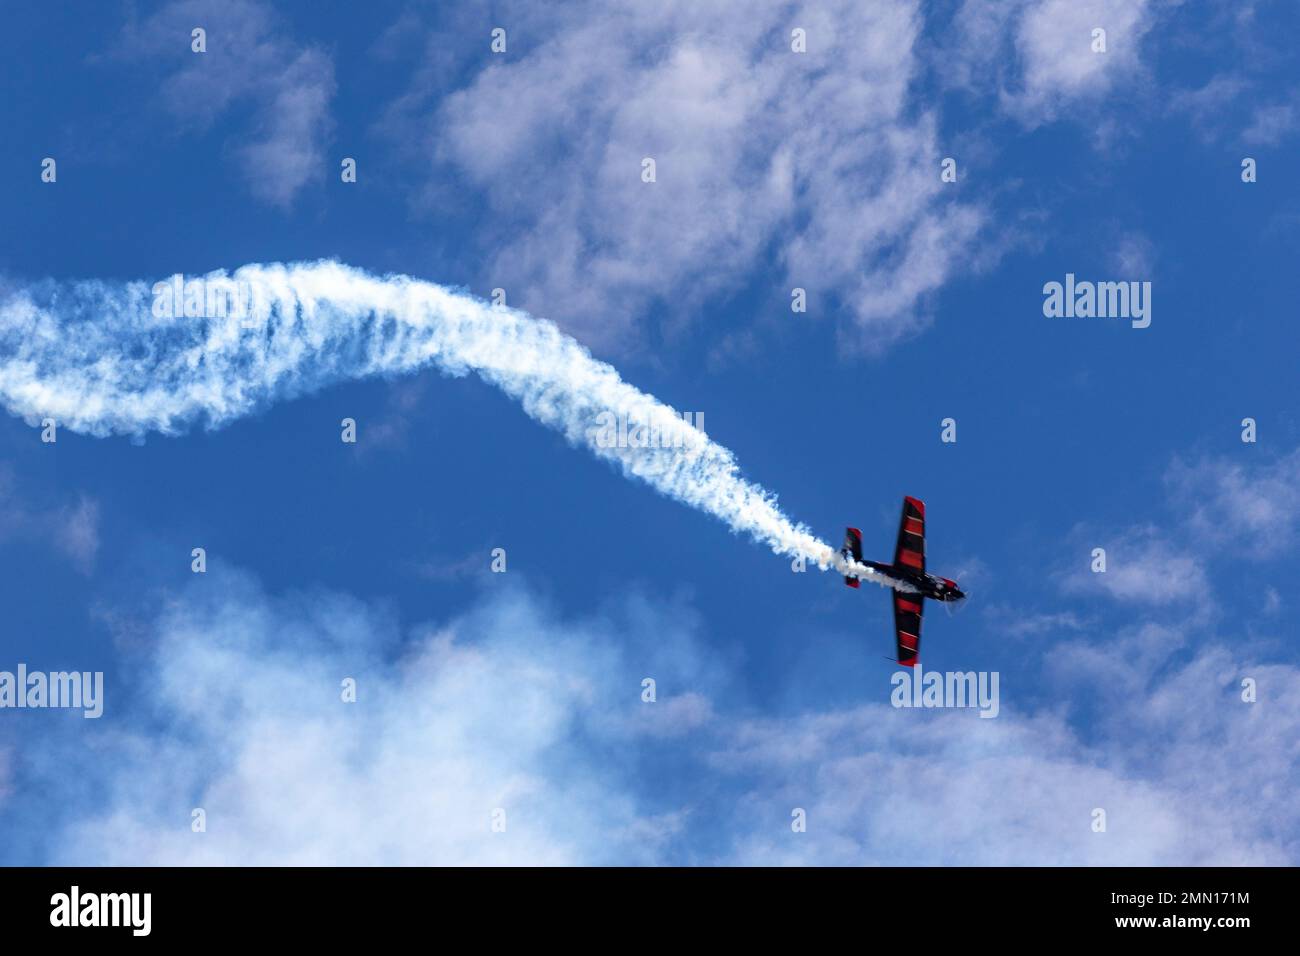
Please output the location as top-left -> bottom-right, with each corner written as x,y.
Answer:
1,0 -> 1298,865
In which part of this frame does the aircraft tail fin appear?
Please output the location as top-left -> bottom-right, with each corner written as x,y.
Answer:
841,527 -> 863,588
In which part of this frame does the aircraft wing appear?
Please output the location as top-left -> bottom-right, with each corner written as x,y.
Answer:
893,496 -> 926,573
892,591 -> 923,666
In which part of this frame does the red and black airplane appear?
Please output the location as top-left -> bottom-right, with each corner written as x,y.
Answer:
841,496 -> 965,667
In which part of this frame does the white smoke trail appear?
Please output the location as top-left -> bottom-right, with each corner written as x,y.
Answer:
0,260 -> 907,590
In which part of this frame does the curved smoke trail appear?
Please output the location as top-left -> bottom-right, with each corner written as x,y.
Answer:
0,260 -> 904,589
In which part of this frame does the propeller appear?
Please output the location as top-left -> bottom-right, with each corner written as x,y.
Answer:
941,589 -> 971,618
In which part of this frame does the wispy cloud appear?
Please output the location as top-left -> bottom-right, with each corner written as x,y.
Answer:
112,0 -> 335,208
711,649 -> 1295,865
1058,524 -> 1209,606
385,0 -> 989,353
1242,101 -> 1300,146
1168,73 -> 1251,141
986,606 -> 1087,638
0,466 -> 100,575
1052,447 -> 1300,609
1167,450 -> 1300,557
28,575 -> 720,865
372,1 -> 1169,355
947,0 -> 1158,126
16,571 -> 1299,865
52,495 -> 100,575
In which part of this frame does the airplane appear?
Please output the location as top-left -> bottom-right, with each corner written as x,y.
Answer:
841,496 -> 965,667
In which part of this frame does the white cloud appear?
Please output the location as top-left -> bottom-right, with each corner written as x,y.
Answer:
114,0 -> 335,208
715,627 -> 1299,865
990,607 -> 1087,638
619,690 -> 715,739
359,377 -> 434,454
1243,102 -> 1299,146
1168,78 -> 1300,148
53,495 -> 100,575
389,0 -> 987,353
43,575 -> 718,865
1059,525 -> 1208,605
1168,74 -> 1250,139
1045,450 -> 1300,634
715,711 -> 1289,865
947,0 -> 1158,126
1051,448 -> 1300,609
0,466 -> 100,575
1168,450 -> 1300,557
1006,0 -> 1156,123
1109,230 -> 1155,276
374,0 -> 1169,354
20,565 -> 1299,866
0,746 -> 10,803
1043,619 -> 1187,696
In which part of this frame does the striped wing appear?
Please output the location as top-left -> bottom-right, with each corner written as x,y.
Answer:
892,591 -> 923,666
893,496 -> 925,573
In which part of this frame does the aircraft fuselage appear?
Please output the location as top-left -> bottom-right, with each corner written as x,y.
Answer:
862,560 -> 965,603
